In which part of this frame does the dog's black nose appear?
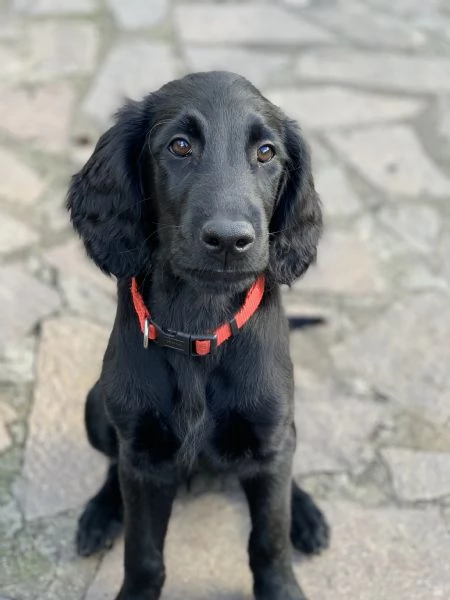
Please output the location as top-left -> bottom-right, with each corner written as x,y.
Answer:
201,221 -> 255,255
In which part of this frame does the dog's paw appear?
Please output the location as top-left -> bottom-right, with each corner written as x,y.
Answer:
76,496 -> 123,557
255,577 -> 308,600
290,485 -> 330,556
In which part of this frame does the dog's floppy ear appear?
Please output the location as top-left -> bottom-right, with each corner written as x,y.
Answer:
67,99 -> 154,279
269,119 -> 322,286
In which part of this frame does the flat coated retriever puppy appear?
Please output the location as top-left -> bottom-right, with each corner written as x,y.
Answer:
67,71 -> 329,600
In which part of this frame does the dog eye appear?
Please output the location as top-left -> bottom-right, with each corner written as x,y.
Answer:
169,138 -> 192,157
257,144 -> 275,163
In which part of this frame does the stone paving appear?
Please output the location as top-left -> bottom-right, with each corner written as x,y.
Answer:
1,0 -> 450,598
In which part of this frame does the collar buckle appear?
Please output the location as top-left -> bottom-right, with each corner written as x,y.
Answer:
151,321 -> 217,357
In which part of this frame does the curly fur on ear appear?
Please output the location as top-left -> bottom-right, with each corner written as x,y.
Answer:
67,100 -> 154,279
269,119 -> 322,286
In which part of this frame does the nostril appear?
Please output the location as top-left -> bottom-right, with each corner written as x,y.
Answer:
235,234 -> 254,252
203,234 -> 221,248
236,237 -> 252,250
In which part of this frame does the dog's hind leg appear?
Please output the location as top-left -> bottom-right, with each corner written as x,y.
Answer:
76,381 -> 123,557
290,480 -> 330,556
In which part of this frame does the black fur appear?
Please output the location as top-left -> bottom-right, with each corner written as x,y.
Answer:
68,71 -> 328,600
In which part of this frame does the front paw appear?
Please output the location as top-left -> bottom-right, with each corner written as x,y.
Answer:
255,570 -> 308,600
256,582 -> 308,600
291,485 -> 330,556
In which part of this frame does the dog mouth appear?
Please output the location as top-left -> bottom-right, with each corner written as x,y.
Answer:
186,268 -> 258,284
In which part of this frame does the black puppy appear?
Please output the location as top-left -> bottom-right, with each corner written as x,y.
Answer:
68,71 -> 329,600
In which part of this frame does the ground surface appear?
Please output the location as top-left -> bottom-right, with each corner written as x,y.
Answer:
1,0 -> 450,598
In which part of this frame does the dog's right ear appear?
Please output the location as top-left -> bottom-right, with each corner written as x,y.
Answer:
67,99 -> 154,279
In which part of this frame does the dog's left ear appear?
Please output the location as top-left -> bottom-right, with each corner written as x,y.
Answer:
268,119 -> 322,286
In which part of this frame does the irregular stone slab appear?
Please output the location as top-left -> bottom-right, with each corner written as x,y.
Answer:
0,338 -> 35,383
266,87 -> 424,130
307,3 -> 425,48
0,14 -> 21,40
437,233 -> 450,287
28,21 -> 98,80
378,205 -> 440,253
327,125 -> 450,197
437,95 -> 450,142
174,3 -> 331,45
366,0 -> 441,16
382,448 -> 450,501
295,229 -> 384,294
107,0 -> 168,29
0,402 -> 17,454
315,165 -> 362,217
299,503 -> 450,599
0,266 -> 60,345
14,0 -> 96,14
43,240 -> 116,294
37,189 -> 70,232
83,42 -> 176,125
0,213 -> 38,254
297,49 -> 450,93
400,264 -> 448,293
0,83 -> 74,152
184,47 -> 289,88
20,317 -> 108,519
86,492 -> 252,600
294,398 -> 383,475
0,146 -> 44,204
59,275 -> 116,327
332,294 -> 450,425
0,46 -> 24,80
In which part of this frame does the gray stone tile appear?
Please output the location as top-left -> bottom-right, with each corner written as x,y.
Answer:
437,233 -> 450,287
266,87 -> 424,130
299,503 -> 450,599
0,213 -> 38,254
0,146 -> 45,204
14,0 -> 96,14
296,49 -> 450,92
295,229 -> 385,294
43,240 -> 116,295
107,0 -> 168,29
0,14 -> 21,40
82,42 -> 177,125
307,2 -> 425,48
332,294 -> 450,425
327,125 -> 450,197
19,317 -> 108,519
59,275 -> 116,327
315,165 -> 362,217
382,448 -> 450,501
0,402 -> 17,454
0,46 -> 25,81
0,83 -> 74,152
37,189 -> 70,232
28,21 -> 98,80
294,397 -> 383,475
174,3 -> 332,45
0,338 -> 35,383
400,264 -> 448,293
184,47 -> 289,88
366,0 -> 441,16
437,95 -> 450,142
378,205 -> 440,253
0,266 -> 60,346
86,492 -> 252,600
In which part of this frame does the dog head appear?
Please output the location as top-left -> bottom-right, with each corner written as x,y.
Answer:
67,71 -> 322,291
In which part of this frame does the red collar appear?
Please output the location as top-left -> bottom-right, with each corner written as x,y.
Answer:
130,275 -> 265,357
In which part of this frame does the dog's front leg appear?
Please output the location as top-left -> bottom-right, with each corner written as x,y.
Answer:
115,459 -> 177,600
241,442 -> 307,600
